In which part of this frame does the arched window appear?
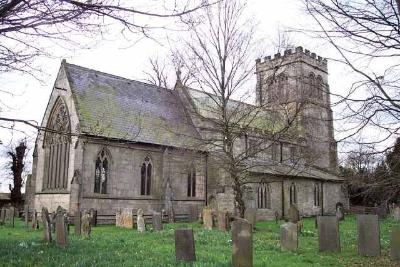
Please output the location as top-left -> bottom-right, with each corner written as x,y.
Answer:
289,183 -> 297,205
314,183 -> 321,206
257,183 -> 271,209
141,157 -> 152,195
43,97 -> 70,190
187,165 -> 196,197
94,148 -> 109,194
307,72 -> 316,98
316,75 -> 323,98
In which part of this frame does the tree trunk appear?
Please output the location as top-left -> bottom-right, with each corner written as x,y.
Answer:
9,142 -> 26,207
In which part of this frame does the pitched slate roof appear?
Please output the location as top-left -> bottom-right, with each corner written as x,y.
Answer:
64,63 -> 201,148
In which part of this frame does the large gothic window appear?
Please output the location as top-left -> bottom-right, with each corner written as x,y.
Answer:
43,97 -> 70,190
314,183 -> 321,206
289,183 -> 297,205
94,148 -> 109,194
141,157 -> 152,195
187,165 -> 196,197
257,183 -> 271,209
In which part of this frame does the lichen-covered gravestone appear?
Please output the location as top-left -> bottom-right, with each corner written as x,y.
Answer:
287,205 -> 300,223
175,229 -> 196,262
81,211 -> 92,239
280,222 -> 298,251
244,208 -> 256,229
152,212 -> 162,231
217,210 -> 229,232
317,216 -> 340,252
357,214 -> 380,257
202,207 -> 213,230
42,207 -> 52,243
116,208 -> 134,229
137,209 -> 145,233
390,225 -> 400,261
232,218 -> 253,267
55,209 -> 68,247
74,211 -> 81,235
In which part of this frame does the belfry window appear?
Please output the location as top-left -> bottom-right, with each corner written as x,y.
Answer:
187,165 -> 196,197
141,157 -> 152,195
94,149 -> 109,194
257,183 -> 271,209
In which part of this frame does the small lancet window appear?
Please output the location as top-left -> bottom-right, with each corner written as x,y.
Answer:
94,149 -> 109,194
289,183 -> 297,205
257,183 -> 271,209
187,165 -> 196,197
141,157 -> 152,196
314,183 -> 321,206
316,75 -> 323,98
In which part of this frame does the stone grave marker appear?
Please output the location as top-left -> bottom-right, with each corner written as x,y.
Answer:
32,211 -> 39,230
335,202 -> 345,221
203,207 -> 213,230
188,205 -> 198,222
74,211 -> 81,235
390,225 -> 400,261
42,207 -> 52,243
137,209 -> 145,233
287,205 -> 300,223
244,208 -> 257,229
317,216 -> 340,252
175,229 -> 196,262
50,212 -> 56,233
152,212 -> 162,231
89,208 -> 97,226
232,218 -> 252,267
81,211 -> 92,239
116,208 -> 134,229
217,210 -> 229,231
5,207 -> 14,220
55,210 -> 68,247
394,206 -> 400,221
0,208 -> 5,225
357,214 -> 380,257
280,222 -> 298,251
376,203 -> 388,219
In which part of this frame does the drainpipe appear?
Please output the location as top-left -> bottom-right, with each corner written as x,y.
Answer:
281,180 -> 285,219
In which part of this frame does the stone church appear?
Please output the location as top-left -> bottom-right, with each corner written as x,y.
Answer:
29,47 -> 348,221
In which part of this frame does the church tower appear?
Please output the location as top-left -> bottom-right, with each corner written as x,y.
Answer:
255,46 -> 337,172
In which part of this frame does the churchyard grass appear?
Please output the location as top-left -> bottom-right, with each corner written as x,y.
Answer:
0,216 -> 398,266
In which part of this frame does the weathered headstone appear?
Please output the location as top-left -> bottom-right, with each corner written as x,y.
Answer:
81,211 -> 92,239
5,207 -> 14,220
50,212 -> 56,233
244,208 -> 257,229
357,214 -> 380,257
232,218 -> 252,267
203,207 -> 213,230
152,212 -> 162,231
55,210 -> 68,247
116,208 -> 134,229
217,210 -> 229,231
188,205 -> 198,222
393,206 -> 400,221
89,208 -> 97,226
287,205 -> 300,223
376,203 -> 388,219
32,211 -> 39,230
335,202 -> 345,221
317,216 -> 340,252
390,225 -> 400,261
280,222 -> 298,251
137,209 -> 145,233
74,211 -> 82,235
175,229 -> 196,262
41,207 -> 52,243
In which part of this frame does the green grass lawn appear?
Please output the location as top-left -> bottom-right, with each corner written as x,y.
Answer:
0,216 -> 398,267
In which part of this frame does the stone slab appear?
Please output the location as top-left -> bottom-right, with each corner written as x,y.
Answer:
55,211 -> 68,247
317,216 -> 340,252
152,212 -> 162,231
390,225 -> 400,261
175,229 -> 196,262
280,222 -> 298,251
74,211 -> 81,235
217,210 -> 229,232
42,207 -> 52,243
357,214 -> 380,257
116,209 -> 134,229
232,218 -> 252,267
244,208 -> 256,228
203,207 -> 213,230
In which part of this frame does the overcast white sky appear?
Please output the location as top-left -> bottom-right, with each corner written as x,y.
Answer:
0,0 -> 367,192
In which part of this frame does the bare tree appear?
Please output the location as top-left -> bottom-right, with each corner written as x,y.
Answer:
303,0 -> 400,148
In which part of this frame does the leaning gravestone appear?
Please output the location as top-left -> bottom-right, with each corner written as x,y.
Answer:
137,209 -> 145,233
317,216 -> 340,252
217,210 -> 229,232
175,229 -> 196,262
287,205 -> 300,223
81,211 -> 92,239
335,202 -> 345,221
42,207 -> 52,243
188,205 -> 198,222
393,206 -> 400,221
203,207 -> 213,230
390,225 -> 400,261
232,218 -> 252,267
116,208 -> 134,229
357,214 -> 380,257
244,208 -> 257,229
280,222 -> 298,251
55,209 -> 68,247
74,211 -> 82,235
152,212 -> 162,231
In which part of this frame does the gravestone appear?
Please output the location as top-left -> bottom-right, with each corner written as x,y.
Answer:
5,207 -> 14,220
393,206 -> 400,221
50,212 -> 56,233
217,210 -> 230,231
335,202 -> 345,221
55,210 -> 68,247
317,216 -> 340,252
175,229 -> 196,262
188,205 -> 198,222
0,208 -> 5,225
74,211 -> 81,235
357,214 -> 380,257
244,208 -> 257,229
287,205 -> 300,223
280,222 -> 298,251
81,211 -> 92,239
32,211 -> 39,230
232,218 -> 252,267
376,203 -> 388,219
390,225 -> 400,261
116,208 -> 134,229
203,207 -> 213,230
137,209 -> 145,233
89,209 -> 97,226
41,207 -> 52,243
152,212 -> 162,231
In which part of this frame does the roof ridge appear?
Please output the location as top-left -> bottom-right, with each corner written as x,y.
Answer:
186,86 -> 255,107
65,62 -> 172,92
